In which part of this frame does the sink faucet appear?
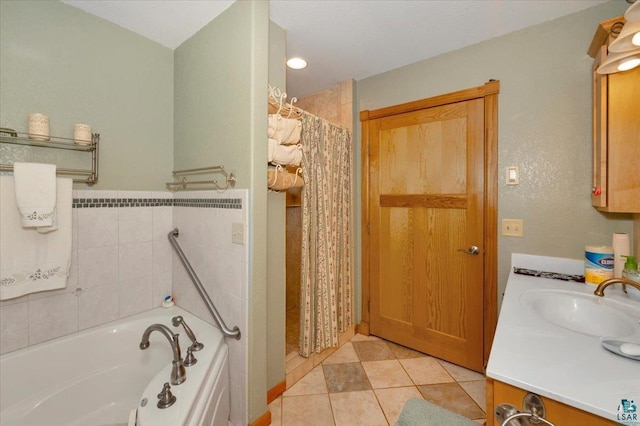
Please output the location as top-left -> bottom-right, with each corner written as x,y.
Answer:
139,324 -> 186,385
593,277 -> 640,297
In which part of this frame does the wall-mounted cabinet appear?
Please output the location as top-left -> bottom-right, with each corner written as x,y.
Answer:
590,18 -> 640,213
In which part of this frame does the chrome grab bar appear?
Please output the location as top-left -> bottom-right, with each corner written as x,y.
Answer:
168,228 -> 241,340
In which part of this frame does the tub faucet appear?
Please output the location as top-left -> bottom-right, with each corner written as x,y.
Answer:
139,324 -> 186,385
593,277 -> 640,297
172,315 -> 204,351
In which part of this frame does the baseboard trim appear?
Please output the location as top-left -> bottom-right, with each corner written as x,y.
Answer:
267,380 -> 286,404
357,321 -> 370,336
249,410 -> 272,426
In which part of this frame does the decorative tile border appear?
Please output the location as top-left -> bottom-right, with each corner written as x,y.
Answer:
173,198 -> 242,209
72,197 -> 242,209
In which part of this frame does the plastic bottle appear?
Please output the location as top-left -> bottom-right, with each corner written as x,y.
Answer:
622,255 -> 640,302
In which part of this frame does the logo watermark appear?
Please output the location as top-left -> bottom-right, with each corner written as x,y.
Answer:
618,399 -> 638,425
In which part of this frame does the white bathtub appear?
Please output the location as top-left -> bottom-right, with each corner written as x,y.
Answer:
0,306 -> 230,426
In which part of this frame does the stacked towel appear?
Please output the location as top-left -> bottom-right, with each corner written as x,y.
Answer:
268,167 -> 304,191
268,138 -> 302,166
13,162 -> 57,228
0,176 -> 72,300
268,114 -> 302,145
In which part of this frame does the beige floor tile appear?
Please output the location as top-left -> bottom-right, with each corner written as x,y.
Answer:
268,396 -> 282,426
352,340 -> 395,361
374,386 -> 422,425
323,362 -> 372,393
417,382 -> 485,420
361,359 -> 413,389
459,380 -> 487,412
438,359 -> 485,382
284,365 -> 328,396
323,342 -> 360,365
329,390 -> 388,426
399,357 -> 455,385
351,333 -> 380,341
281,394 -> 335,426
313,346 -> 337,366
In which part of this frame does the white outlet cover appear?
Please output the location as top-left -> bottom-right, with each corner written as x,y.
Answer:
232,223 -> 244,245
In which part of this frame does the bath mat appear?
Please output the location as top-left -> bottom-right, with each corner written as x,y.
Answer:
395,398 -> 480,426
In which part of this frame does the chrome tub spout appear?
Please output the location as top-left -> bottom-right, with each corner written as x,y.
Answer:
139,324 -> 186,385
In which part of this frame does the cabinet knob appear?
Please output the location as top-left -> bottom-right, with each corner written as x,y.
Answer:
592,187 -> 601,196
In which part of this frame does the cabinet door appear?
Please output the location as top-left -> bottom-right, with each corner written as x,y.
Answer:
591,46 -> 607,208
607,64 -> 640,212
592,46 -> 640,212
487,379 -> 617,426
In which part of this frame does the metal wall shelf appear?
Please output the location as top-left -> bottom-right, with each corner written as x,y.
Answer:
0,131 -> 99,185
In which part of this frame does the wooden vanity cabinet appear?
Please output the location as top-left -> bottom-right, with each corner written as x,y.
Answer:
486,379 -> 616,426
590,18 -> 640,213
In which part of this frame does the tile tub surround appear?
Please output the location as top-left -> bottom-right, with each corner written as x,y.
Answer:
172,189 -> 249,426
1,189 -> 250,425
0,190 -> 174,355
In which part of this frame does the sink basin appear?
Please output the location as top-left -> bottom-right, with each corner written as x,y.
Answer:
519,290 -> 639,337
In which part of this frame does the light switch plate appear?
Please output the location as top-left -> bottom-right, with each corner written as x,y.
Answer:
232,223 -> 244,245
506,166 -> 519,185
502,219 -> 524,237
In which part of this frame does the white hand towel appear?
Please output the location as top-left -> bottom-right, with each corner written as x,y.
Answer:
13,162 -> 57,228
37,208 -> 58,234
268,114 -> 302,145
1,176 -> 72,300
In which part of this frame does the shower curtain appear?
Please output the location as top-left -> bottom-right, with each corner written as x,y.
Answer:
299,112 -> 353,357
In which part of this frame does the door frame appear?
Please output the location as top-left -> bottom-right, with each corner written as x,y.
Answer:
359,80 -> 499,367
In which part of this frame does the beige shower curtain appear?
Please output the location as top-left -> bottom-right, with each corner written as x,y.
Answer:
299,112 -> 353,357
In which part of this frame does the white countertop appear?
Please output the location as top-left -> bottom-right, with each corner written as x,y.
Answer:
486,253 -> 640,421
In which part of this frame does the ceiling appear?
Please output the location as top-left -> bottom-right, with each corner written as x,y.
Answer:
62,0 -> 609,98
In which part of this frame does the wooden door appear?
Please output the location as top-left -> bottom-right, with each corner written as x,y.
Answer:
362,83 -> 498,372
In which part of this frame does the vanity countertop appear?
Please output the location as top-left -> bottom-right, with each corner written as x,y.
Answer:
486,253 -> 640,421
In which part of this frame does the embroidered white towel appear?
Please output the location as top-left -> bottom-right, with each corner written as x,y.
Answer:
268,114 -> 302,145
0,176 -> 72,300
13,162 -> 57,228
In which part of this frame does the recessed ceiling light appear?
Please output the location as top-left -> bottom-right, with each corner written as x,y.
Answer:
286,57 -> 308,70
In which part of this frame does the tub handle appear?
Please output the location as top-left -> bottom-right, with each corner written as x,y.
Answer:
172,315 -> 204,351
184,346 -> 198,367
157,382 -> 177,409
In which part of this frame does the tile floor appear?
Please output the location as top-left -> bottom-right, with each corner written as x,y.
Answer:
271,333 -> 487,425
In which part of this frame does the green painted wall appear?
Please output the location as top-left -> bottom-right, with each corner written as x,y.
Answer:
356,1 -> 632,318
0,0 -> 173,190
174,1 -> 270,423
267,21 -> 287,391
174,1 -> 264,189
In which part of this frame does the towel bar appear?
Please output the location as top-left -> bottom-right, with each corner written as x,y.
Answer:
165,165 -> 235,192
0,132 -> 99,185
